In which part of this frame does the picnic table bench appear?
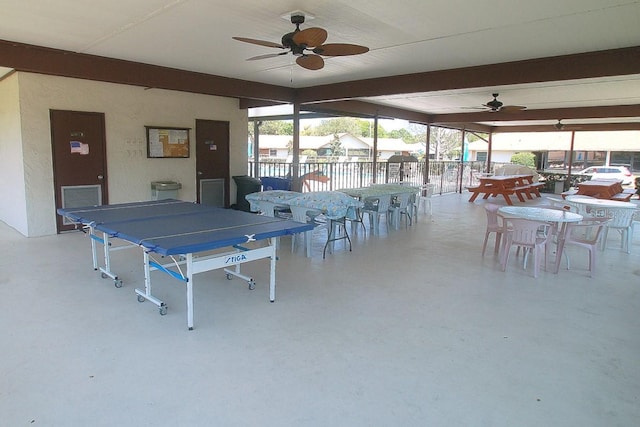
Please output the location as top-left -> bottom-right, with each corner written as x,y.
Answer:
467,175 -> 542,205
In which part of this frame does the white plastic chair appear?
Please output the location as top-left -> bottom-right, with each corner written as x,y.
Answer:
632,206 -> 640,244
389,192 -> 412,229
290,206 -> 325,257
500,218 -> 553,278
414,184 -> 434,217
482,203 -> 507,257
361,194 -> 392,235
562,216 -> 610,277
600,206 -> 636,253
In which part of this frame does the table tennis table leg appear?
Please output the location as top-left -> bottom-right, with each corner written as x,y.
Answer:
89,226 -> 98,271
186,253 -> 195,330
269,238 -> 276,302
99,233 -> 122,287
87,227 -> 122,288
135,251 -> 167,318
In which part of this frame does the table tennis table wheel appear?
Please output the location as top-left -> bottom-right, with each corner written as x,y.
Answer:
159,305 -> 167,316
137,295 -> 146,303
114,280 -> 123,288
248,280 -> 256,290
226,273 -> 233,280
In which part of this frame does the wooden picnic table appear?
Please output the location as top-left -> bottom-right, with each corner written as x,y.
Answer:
467,174 -> 543,205
570,179 -> 633,202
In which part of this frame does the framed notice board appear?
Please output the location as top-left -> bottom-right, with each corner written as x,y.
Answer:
146,126 -> 190,158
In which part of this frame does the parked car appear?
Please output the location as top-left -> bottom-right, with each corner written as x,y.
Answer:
575,166 -> 633,185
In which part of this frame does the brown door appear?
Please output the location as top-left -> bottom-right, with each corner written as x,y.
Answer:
195,119 -> 230,206
51,110 -> 108,232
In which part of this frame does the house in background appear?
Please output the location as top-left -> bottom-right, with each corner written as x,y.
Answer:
254,133 -> 424,161
467,131 -> 640,171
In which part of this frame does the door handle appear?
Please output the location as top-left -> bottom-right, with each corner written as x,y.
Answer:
197,171 -> 203,176
97,175 -> 104,180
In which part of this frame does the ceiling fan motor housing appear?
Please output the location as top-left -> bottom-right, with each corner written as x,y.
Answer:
486,93 -> 503,110
290,14 -> 305,25
282,14 -> 306,55
281,32 -> 305,56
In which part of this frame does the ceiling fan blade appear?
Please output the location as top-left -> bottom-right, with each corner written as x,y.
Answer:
500,105 -> 527,112
232,36 -> 284,49
247,52 -> 289,61
292,27 -> 328,47
296,54 -> 324,70
313,43 -> 369,56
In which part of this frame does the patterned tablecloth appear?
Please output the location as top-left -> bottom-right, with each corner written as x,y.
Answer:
287,191 -> 364,220
337,184 -> 419,199
244,190 -> 301,215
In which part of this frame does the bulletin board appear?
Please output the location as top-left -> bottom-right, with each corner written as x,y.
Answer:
146,126 -> 190,158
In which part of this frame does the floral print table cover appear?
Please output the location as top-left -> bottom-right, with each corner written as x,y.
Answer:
287,191 -> 364,220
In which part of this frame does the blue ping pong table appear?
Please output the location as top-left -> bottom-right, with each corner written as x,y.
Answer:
58,200 -> 313,330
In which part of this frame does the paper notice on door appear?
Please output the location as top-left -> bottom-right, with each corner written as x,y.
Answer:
70,141 -> 90,155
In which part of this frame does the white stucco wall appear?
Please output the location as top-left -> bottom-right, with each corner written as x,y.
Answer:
4,72 -> 248,237
0,73 -> 29,235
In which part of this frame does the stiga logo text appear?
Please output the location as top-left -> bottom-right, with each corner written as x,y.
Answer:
226,254 -> 247,264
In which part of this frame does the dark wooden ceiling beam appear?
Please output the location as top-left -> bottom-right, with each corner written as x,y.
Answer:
435,123 -> 494,133
302,100 -> 432,123
297,46 -> 640,103
2,39 -> 639,132
238,98 -> 287,109
0,39 -> 295,102
493,122 -> 640,133
433,104 -> 640,123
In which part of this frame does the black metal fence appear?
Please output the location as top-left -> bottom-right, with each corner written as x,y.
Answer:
248,160 -> 493,194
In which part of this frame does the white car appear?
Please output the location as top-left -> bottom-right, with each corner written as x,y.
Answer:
576,166 -> 633,185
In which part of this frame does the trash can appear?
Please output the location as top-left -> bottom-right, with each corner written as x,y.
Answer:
233,175 -> 262,212
151,181 -> 182,200
261,176 -> 292,191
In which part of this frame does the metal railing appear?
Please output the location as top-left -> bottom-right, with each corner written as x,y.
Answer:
248,160 -> 493,194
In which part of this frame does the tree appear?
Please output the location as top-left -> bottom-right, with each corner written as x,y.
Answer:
259,120 -> 293,135
358,120 -> 389,138
388,128 -> 417,143
409,126 -> 462,160
510,152 -> 535,168
327,134 -> 345,158
309,117 -> 361,136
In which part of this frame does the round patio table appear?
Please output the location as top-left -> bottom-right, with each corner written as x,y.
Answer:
499,206 -> 583,274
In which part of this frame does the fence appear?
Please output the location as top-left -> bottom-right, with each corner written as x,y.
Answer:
248,160 -> 493,194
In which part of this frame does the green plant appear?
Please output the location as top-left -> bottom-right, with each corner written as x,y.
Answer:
510,152 -> 535,168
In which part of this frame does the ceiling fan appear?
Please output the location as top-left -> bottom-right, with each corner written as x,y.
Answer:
554,119 -> 583,130
232,13 -> 369,70
479,93 -> 526,112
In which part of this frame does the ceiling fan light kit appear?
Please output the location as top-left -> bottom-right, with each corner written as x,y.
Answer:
233,13 -> 369,70
482,93 -> 526,112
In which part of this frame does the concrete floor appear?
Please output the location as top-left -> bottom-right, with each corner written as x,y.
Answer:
1,193 -> 639,426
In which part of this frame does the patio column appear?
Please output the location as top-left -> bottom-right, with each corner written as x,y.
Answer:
372,115 -> 379,183
458,130 -> 466,193
565,130 -> 576,190
292,103 -> 301,191
423,124 -> 431,184
253,120 -> 261,178
486,133 -> 493,174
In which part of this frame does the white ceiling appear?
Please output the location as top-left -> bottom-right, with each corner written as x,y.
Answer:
1,0 -> 640,127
